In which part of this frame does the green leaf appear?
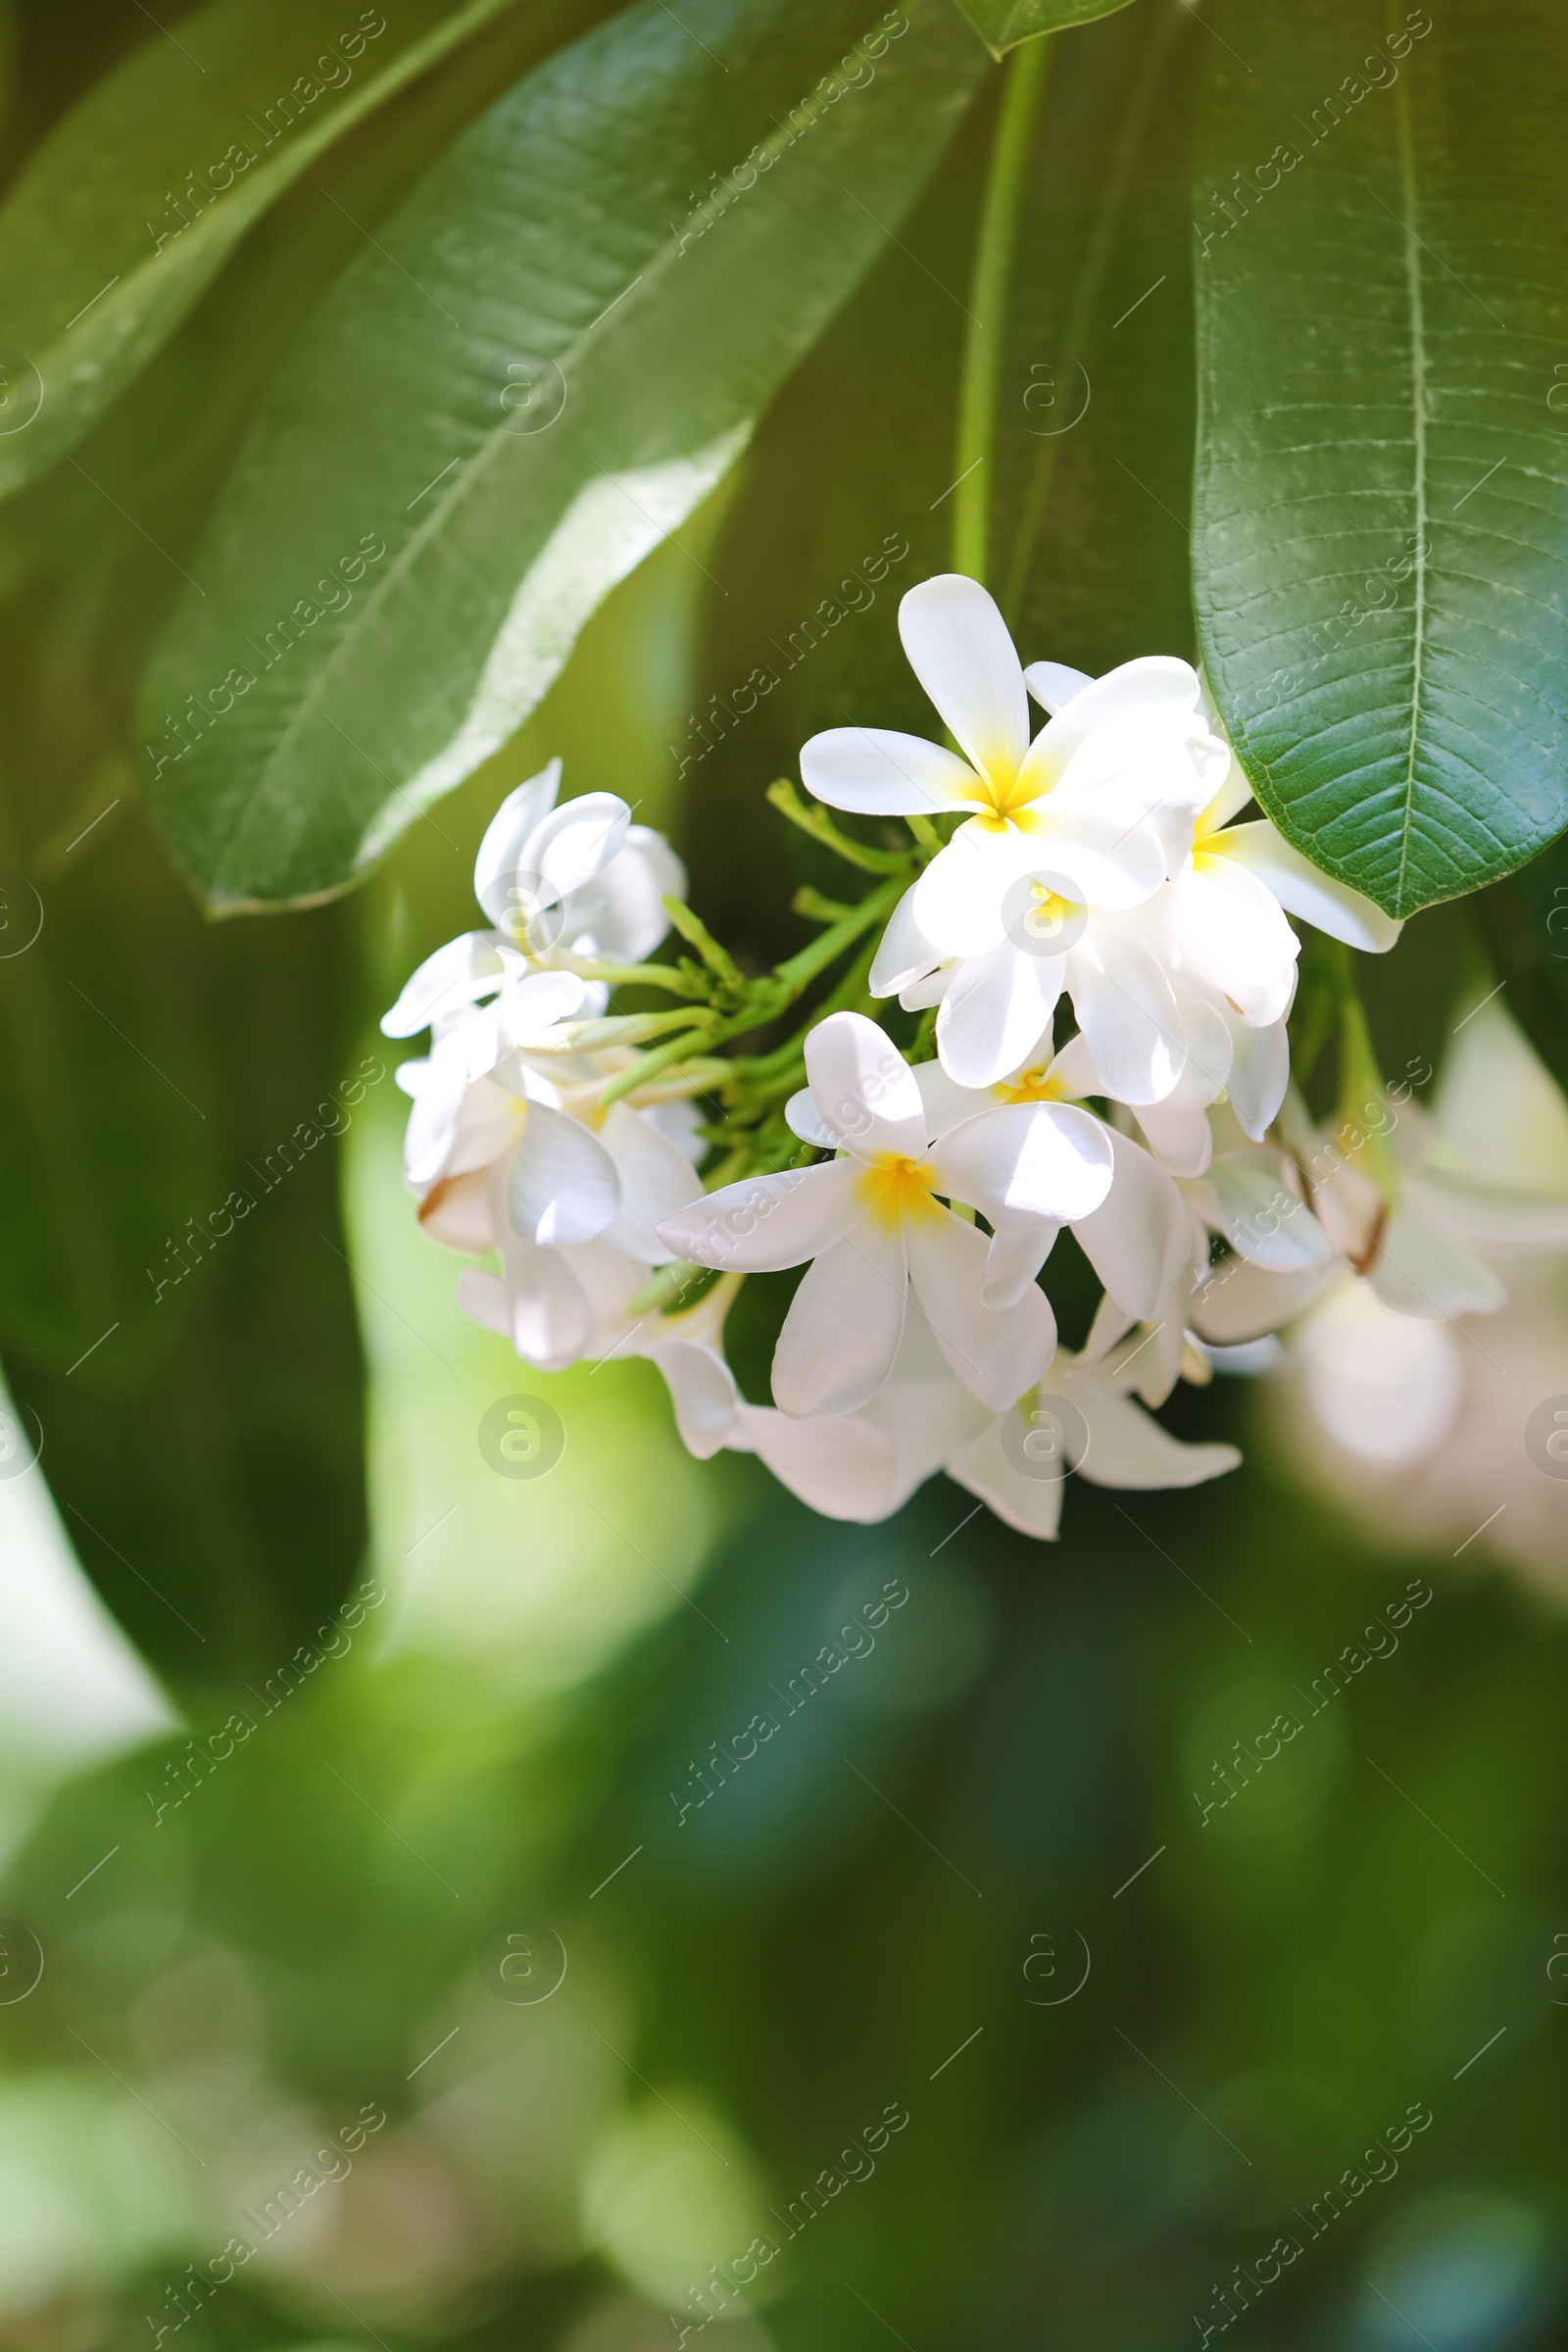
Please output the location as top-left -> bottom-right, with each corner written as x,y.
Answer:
686,0 -> 1204,956
138,0 -> 987,911
1193,0 -> 1568,919
949,0 -> 1134,61
0,0 -> 537,502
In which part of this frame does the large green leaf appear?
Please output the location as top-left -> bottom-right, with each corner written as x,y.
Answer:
139,0 -> 986,911
1193,0 -> 1568,919
0,0 -> 538,502
950,0 -> 1133,61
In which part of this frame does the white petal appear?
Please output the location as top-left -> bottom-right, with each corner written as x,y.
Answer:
945,1417 -> 1064,1541
785,1088 -> 839,1149
646,1097 -> 707,1166
915,1054 -> 1000,1138
1044,1028 -> 1101,1098
1216,821 -> 1402,953
905,1211 -> 1056,1409
912,830 -> 1011,961
1064,918 -> 1186,1105
1371,1202 -> 1506,1319
799,726 -> 979,816
1079,1289 -> 1136,1364
529,791 -> 631,897
455,1266 -> 511,1343
898,573 -> 1029,783
1166,988 -> 1236,1107
739,1402 -> 904,1522
1167,857 -> 1299,1000
869,883 -> 942,998
934,940 -> 1060,1089
772,1220 -> 908,1416
572,1238 -> 653,1355
440,1074 -> 527,1180
1204,1152 -> 1333,1272
658,1159 -> 862,1274
900,962 -> 955,1012
934,1102 -> 1114,1224
805,1011 -> 927,1156
1298,1279 -> 1463,1465
981,1220 -> 1058,1308
1070,1128 -> 1190,1319
1014,655 -> 1206,806
564,827 -> 685,962
1133,1099 -> 1213,1178
858,1330 -> 991,1504
382,932 -> 504,1038
1071,1367 -> 1241,1490
1429,997 -> 1568,1194
472,760 -> 562,923
1023,659 -> 1095,714
499,967 -> 588,1048
1027,810 -> 1169,910
403,1010 -> 505,1184
1225,1014 -> 1290,1138
1405,1164 -> 1568,1248
645,1340 -> 739,1459
600,1102 -> 704,1261
1200,750 -> 1256,832
507,1104 -> 620,1248
499,1235 -> 597,1370
1189,1258 -> 1342,1344
416,1168 -> 495,1254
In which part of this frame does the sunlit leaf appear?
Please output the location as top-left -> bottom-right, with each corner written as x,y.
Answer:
0,0 -> 542,501
139,0 -> 986,909
1193,0 -> 1568,917
950,0 -> 1134,60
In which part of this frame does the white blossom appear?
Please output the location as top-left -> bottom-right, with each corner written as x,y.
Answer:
381,757 -> 685,1041
382,773 -> 700,1371
636,1284 -> 1238,1536
656,1011 -> 1114,1416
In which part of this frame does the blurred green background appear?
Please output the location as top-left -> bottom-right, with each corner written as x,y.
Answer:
0,3 -> 1564,2349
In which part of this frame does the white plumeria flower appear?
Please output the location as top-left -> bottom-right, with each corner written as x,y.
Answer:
1122,726 -> 1401,1131
1088,1102 -> 1335,1410
382,758 -> 685,1039
656,1011 -> 1114,1417
631,1274 -> 918,1521
800,574 -> 1229,1098
395,1004 -> 703,1371
1258,1000 -> 1568,1581
638,1292 -> 1237,1535
907,1044 -> 1193,1325
1190,1003 -> 1568,1361
946,1341 -> 1242,1542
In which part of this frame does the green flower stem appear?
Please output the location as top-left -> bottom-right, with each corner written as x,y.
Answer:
566,958 -> 708,998
734,934 -> 884,1086
662,895 -> 745,991
564,1006 -> 719,1049
765,778 -> 915,874
772,873 -> 905,993
952,33 -> 1053,584
596,877 -> 903,1110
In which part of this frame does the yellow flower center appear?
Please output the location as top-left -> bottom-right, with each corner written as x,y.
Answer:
968,761 -> 1048,833
997,1063 -> 1070,1105
855,1151 -> 944,1230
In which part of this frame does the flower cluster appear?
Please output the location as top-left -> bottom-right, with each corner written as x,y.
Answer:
383,573 -> 1406,1540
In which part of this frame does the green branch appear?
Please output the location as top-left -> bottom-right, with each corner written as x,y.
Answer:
952,34 -> 1054,584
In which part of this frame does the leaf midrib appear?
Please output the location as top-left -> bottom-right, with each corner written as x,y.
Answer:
220,0 -> 863,881
1390,13 -> 1429,915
